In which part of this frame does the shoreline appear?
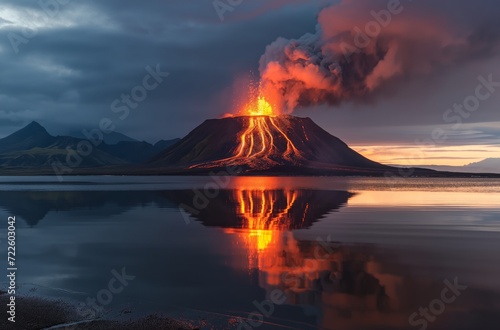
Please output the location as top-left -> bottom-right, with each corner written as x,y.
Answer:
0,167 -> 499,178
0,292 -> 193,330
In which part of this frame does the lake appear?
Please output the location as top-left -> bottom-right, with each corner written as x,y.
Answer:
0,176 -> 499,329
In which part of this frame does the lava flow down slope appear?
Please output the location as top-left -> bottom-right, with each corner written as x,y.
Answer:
150,115 -> 389,175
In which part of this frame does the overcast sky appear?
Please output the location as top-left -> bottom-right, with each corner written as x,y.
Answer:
1,0 -> 499,165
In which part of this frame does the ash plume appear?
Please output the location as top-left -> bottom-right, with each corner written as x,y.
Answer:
259,0 -> 500,113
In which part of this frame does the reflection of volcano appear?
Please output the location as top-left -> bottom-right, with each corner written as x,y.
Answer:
174,187 -> 419,329
174,188 -> 353,274
174,188 -> 354,273
172,189 -> 353,230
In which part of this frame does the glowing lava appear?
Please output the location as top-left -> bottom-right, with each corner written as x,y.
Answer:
244,95 -> 275,117
226,89 -> 303,163
232,115 -> 301,160
187,86 -> 307,170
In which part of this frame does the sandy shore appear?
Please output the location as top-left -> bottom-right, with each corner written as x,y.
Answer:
0,292 -> 193,330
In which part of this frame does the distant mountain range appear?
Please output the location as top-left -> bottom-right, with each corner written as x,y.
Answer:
0,121 -> 179,168
417,158 -> 500,174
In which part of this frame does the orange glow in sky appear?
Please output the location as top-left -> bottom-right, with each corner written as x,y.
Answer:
351,144 -> 500,167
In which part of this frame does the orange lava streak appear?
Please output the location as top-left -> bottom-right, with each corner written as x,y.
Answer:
232,117 -> 275,159
234,118 -> 255,158
269,116 -> 301,158
227,115 -> 304,163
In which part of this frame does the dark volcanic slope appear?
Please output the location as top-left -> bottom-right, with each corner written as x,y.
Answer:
151,115 -> 387,172
151,116 -> 245,166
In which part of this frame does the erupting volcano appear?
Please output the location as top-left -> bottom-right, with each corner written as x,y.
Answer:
146,0 -> 498,177
151,90 -> 390,175
227,89 -> 306,166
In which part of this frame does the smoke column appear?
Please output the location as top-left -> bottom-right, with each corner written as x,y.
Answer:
259,0 -> 499,113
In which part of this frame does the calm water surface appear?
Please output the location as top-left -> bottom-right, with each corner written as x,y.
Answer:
0,176 -> 499,329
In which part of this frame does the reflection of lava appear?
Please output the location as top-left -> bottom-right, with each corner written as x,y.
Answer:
170,186 -> 353,230
224,189 -> 299,269
169,185 -> 355,276
224,190 -> 401,330
224,188 -> 333,284
222,188 -> 400,329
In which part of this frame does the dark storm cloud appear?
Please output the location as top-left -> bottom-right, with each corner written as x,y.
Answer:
0,0 -> 325,140
0,0 -> 499,148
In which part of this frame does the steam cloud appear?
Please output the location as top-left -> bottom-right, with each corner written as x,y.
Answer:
259,0 -> 499,113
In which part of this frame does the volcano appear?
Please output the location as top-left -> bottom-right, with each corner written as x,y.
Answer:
150,115 -> 391,175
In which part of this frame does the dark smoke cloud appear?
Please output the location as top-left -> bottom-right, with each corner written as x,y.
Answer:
259,0 -> 500,113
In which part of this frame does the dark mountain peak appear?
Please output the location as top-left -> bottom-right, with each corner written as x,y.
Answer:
26,120 -> 43,128
0,121 -> 54,154
4,121 -> 51,140
20,121 -> 49,135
